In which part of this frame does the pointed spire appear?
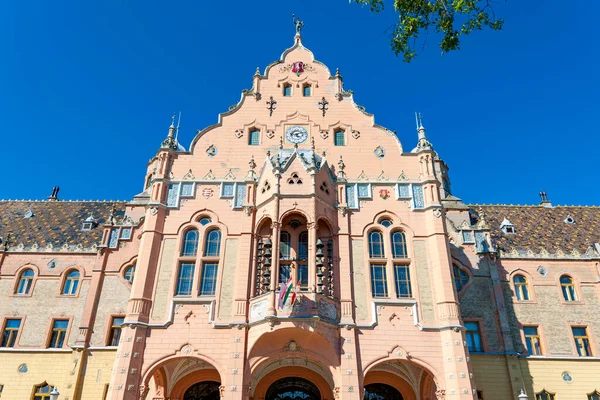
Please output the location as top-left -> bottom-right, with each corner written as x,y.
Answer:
414,112 -> 433,152
160,113 -> 178,150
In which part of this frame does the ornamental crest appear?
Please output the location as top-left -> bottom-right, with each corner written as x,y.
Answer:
202,188 -> 214,199
292,61 -> 304,76
380,189 -> 390,200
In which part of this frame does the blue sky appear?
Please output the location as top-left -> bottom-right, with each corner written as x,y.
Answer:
1,1 -> 598,206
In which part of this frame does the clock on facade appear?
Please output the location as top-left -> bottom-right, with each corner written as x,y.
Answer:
285,126 -> 309,144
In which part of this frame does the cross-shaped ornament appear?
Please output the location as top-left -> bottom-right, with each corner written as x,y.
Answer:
318,97 -> 329,117
266,96 -> 277,116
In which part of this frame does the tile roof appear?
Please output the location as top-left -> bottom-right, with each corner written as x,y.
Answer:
0,200 -> 127,250
474,205 -> 600,253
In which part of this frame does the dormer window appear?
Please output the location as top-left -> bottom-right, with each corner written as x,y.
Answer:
303,84 -> 311,97
81,215 -> 97,231
283,84 -> 292,97
564,215 -> 575,224
500,218 -> 515,234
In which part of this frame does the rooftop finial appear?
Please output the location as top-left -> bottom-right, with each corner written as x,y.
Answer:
161,114 -> 178,150
292,14 -> 304,36
414,112 -> 433,152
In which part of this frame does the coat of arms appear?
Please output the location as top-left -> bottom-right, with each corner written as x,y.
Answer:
380,189 -> 390,200
292,61 -> 304,76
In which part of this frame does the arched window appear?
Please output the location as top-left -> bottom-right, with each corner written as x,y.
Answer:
198,217 -> 212,226
368,231 -> 385,258
379,218 -> 393,227
62,270 -> 80,295
16,269 -> 34,295
279,231 -> 292,284
453,265 -> 470,292
204,229 -> 222,257
391,231 -> 407,258
124,264 -> 136,284
297,231 -> 308,289
560,275 -> 577,301
33,383 -> 54,400
364,383 -> 402,400
588,390 -> 600,400
535,390 -> 555,400
513,275 -> 530,300
181,229 -> 199,257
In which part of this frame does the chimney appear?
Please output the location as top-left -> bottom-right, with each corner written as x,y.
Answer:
539,191 -> 552,208
47,186 -> 60,201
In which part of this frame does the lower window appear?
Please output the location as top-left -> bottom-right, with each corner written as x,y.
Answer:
370,264 -> 388,298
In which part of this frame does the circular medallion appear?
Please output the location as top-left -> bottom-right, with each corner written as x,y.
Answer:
285,126 -> 308,144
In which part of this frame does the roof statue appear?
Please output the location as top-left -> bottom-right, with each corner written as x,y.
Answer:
292,14 -> 304,35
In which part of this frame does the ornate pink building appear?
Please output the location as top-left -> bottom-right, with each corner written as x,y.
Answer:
1,21 -> 599,400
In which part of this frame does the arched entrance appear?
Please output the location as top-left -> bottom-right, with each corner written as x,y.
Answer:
364,383 -> 404,400
266,377 -> 321,400
184,381 -> 221,400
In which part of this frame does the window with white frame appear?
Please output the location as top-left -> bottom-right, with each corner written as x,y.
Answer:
395,184 -> 424,209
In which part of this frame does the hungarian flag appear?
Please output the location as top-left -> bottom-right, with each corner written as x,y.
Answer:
278,278 -> 295,310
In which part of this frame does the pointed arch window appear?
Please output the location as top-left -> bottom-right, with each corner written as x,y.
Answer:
181,229 -> 199,257
279,231 -> 292,284
124,264 -> 136,284
16,269 -> 34,295
204,229 -> 222,257
391,231 -> 407,258
62,270 -> 80,296
513,275 -> 530,300
368,231 -> 385,258
297,231 -> 308,288
560,275 -> 577,301
535,390 -> 555,400
453,265 -> 470,292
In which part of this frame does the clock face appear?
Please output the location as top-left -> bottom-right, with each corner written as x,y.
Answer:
285,126 -> 309,144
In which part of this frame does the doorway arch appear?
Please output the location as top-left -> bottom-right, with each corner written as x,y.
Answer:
265,377 -> 321,400
364,383 -> 404,400
184,381 -> 221,400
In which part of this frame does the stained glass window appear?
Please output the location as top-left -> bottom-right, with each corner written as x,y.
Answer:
475,231 -> 488,252
357,184 -> 371,199
108,228 -> 119,249
462,231 -> 474,243
346,185 -> 357,209
234,184 -> 247,208
412,184 -> 424,209
120,227 -> 132,240
181,183 -> 194,197
221,183 -> 235,198
167,183 -> 179,207
397,184 -> 410,199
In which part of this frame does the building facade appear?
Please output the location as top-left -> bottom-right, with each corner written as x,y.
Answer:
1,24 -> 599,400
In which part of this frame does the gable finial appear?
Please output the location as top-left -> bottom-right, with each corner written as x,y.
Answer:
160,113 -> 178,150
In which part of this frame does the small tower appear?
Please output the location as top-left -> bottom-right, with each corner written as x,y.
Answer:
414,113 -> 433,152
160,114 -> 179,151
